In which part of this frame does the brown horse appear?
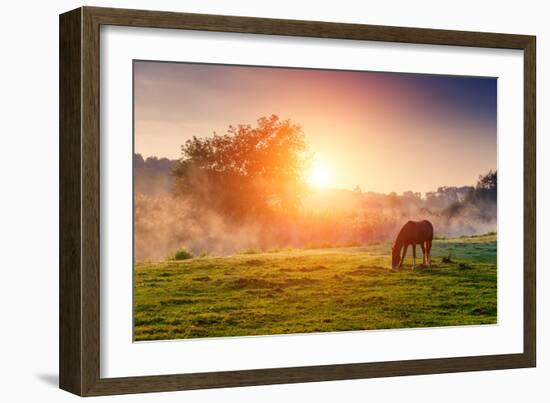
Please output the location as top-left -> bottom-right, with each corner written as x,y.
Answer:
391,220 -> 434,269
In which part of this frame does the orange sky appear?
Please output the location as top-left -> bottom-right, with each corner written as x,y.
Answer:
134,61 -> 497,194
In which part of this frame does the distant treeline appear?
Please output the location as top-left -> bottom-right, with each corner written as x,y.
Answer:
134,154 -> 176,196
134,152 -> 496,207
134,151 -> 496,260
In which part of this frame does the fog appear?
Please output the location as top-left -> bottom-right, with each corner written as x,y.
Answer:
134,159 -> 497,260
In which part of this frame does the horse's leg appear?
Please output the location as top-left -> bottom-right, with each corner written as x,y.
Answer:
420,241 -> 427,266
426,241 -> 432,267
412,244 -> 417,269
398,244 -> 408,269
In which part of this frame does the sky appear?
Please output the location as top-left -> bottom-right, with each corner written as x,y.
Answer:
134,61 -> 497,194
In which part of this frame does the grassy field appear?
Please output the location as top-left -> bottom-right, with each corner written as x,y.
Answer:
134,234 -> 497,341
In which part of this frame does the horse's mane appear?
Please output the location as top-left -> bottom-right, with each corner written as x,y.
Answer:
393,222 -> 409,247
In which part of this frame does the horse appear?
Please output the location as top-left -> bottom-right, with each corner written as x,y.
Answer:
391,220 -> 434,270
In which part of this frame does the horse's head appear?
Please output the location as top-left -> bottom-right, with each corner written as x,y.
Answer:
391,245 -> 400,269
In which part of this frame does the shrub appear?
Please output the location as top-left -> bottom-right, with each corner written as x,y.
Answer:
442,253 -> 453,264
171,248 -> 194,260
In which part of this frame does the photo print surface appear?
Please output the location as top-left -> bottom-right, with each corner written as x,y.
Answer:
133,61 -> 497,341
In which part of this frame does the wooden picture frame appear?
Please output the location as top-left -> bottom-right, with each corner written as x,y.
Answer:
59,6 -> 536,396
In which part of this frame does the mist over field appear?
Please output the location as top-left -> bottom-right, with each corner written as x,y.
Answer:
134,152 -> 496,261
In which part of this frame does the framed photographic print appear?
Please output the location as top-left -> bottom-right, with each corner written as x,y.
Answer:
59,6 -> 536,396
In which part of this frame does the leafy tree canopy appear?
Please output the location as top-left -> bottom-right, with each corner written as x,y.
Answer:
172,115 -> 309,220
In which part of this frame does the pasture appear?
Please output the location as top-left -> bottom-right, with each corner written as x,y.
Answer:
134,234 -> 497,341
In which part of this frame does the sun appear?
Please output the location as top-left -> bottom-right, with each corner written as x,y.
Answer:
307,160 -> 332,188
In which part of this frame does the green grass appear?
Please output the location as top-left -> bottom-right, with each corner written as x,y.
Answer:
134,234 -> 497,341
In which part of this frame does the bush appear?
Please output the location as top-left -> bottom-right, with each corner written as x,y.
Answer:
171,248 -> 194,260
442,253 -> 453,264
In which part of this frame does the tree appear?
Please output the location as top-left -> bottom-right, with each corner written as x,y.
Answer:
467,170 -> 497,202
477,170 -> 497,190
172,115 -> 309,220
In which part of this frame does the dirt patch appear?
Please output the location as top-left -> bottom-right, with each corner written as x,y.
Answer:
229,278 -> 276,289
242,259 -> 265,266
192,276 -> 211,281
298,265 -> 328,272
159,298 -> 194,306
281,277 -> 318,287
349,265 -> 388,276
229,276 -> 317,290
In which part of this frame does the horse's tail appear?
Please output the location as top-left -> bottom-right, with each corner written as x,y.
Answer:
423,220 -> 434,240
